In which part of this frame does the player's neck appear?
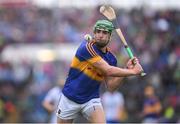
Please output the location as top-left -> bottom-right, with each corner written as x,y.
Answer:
100,47 -> 108,53
101,47 -> 106,53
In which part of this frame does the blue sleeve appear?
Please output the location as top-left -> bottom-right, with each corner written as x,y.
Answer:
112,59 -> 117,67
108,52 -> 117,67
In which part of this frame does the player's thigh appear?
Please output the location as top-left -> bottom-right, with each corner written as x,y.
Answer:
82,98 -> 106,123
88,105 -> 106,123
56,94 -> 81,121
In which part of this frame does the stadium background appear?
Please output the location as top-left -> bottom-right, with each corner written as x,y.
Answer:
0,0 -> 179,123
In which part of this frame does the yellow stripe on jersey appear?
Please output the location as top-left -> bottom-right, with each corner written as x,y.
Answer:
71,56 -> 104,81
88,55 -> 102,64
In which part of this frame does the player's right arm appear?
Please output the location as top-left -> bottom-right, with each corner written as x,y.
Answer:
78,41 -> 142,77
93,58 -> 143,77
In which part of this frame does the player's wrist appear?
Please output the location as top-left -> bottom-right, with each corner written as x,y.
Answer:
122,68 -> 135,76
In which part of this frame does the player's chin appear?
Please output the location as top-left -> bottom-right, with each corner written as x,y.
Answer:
95,42 -> 107,48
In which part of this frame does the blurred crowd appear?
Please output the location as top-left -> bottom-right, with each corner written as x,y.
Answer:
0,5 -> 179,123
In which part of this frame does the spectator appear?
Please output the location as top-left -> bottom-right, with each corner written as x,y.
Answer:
142,85 -> 162,123
101,90 -> 126,123
42,80 -> 64,123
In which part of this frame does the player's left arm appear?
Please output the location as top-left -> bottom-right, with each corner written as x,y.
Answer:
105,57 -> 137,91
105,76 -> 124,91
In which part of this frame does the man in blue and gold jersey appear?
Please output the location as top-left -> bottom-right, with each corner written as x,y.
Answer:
56,20 -> 143,123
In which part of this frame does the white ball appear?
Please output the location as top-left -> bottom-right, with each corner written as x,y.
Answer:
84,34 -> 92,41
100,6 -> 106,13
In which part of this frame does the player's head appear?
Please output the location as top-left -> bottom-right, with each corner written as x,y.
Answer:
93,20 -> 114,33
93,20 -> 114,48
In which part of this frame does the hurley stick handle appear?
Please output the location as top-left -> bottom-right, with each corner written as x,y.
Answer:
125,45 -> 146,76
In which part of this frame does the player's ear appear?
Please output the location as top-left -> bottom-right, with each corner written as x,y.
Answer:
109,33 -> 112,41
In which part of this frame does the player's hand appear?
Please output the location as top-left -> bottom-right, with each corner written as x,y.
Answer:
132,61 -> 143,75
126,57 -> 139,69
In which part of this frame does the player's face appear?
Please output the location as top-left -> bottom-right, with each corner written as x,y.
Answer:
94,29 -> 111,48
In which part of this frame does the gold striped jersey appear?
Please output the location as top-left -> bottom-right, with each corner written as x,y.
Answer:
62,40 -> 117,104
